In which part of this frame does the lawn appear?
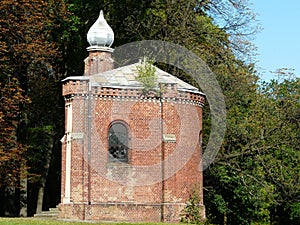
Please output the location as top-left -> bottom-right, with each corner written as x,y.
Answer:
0,218 -> 182,225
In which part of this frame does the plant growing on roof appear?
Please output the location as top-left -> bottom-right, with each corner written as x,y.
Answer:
136,58 -> 157,96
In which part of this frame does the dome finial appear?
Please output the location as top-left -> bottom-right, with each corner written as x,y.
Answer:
87,10 -> 114,51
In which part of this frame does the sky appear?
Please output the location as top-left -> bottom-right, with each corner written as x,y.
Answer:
250,0 -> 300,81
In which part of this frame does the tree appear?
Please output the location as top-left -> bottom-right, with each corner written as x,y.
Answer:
0,77 -> 29,216
204,72 -> 299,224
254,74 -> 300,224
195,0 -> 260,61
0,0 -> 68,216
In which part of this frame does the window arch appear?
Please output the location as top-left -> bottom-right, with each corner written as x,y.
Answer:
108,122 -> 129,162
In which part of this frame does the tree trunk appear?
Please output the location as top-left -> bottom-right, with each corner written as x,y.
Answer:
223,212 -> 227,225
19,162 -> 27,217
4,186 -> 17,216
36,186 -> 44,214
36,135 -> 54,214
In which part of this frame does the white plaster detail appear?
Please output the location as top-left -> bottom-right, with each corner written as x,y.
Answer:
162,134 -> 177,143
64,103 -> 72,203
71,132 -> 84,140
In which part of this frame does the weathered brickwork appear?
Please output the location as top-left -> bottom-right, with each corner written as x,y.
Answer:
59,50 -> 206,222
59,87 -> 205,222
84,51 -> 114,75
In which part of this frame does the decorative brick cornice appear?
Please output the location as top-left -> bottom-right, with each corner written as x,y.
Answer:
64,91 -> 204,108
63,79 -> 205,107
62,80 -> 89,96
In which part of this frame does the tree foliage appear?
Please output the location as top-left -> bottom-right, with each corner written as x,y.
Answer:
0,78 -> 28,187
204,75 -> 299,224
0,0 -> 68,216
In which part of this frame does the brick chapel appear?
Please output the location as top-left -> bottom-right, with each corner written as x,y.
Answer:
58,10 -> 206,222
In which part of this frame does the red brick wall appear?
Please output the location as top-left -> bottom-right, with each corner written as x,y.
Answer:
60,82 -> 205,222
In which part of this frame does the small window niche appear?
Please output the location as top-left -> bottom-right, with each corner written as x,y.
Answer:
108,122 -> 129,163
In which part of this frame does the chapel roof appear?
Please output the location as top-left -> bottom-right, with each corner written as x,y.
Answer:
91,62 -> 199,91
63,62 -> 203,95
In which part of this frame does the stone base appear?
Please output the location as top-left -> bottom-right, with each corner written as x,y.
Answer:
58,202 -> 205,222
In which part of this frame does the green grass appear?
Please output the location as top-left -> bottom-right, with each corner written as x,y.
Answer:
0,218 -> 182,225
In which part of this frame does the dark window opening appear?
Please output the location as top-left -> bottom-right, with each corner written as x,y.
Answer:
108,122 -> 128,162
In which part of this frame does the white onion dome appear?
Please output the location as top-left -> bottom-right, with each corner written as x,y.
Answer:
87,10 -> 114,47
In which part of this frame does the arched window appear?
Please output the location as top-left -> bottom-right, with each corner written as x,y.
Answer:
108,122 -> 129,162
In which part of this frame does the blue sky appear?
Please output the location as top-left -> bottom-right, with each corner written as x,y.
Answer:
250,0 -> 300,81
